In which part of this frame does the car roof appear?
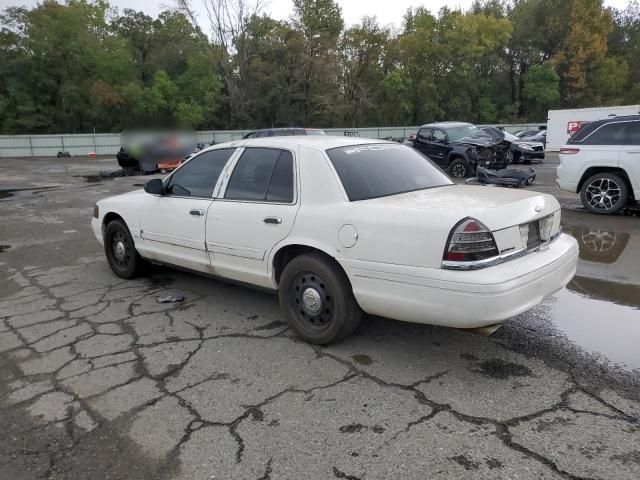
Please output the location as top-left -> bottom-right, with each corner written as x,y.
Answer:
419,122 -> 473,129
208,135 -> 391,152
587,114 -> 640,126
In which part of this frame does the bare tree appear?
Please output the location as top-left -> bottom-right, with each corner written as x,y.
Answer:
173,0 -> 265,126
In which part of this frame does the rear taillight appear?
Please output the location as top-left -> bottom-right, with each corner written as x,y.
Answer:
442,218 -> 499,269
559,148 -> 580,154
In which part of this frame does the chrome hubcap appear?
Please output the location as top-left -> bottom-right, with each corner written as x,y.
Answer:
114,241 -> 126,261
585,178 -> 621,210
302,288 -> 322,315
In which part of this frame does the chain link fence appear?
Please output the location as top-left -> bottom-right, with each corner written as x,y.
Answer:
0,124 -> 545,158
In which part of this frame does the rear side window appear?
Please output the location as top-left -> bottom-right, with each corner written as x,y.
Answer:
571,122 -> 627,145
625,121 -> 640,145
326,144 -> 453,201
225,148 -> 294,202
417,128 -> 431,142
166,148 -> 235,197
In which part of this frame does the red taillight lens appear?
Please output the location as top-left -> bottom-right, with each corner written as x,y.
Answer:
442,218 -> 499,269
559,148 -> 580,155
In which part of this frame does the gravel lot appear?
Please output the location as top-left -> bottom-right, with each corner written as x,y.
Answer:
1,153 -> 639,480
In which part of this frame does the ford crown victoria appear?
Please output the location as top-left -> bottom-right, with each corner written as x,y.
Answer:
93,137 -> 578,344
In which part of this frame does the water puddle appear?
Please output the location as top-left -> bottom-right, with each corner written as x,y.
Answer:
0,186 -> 59,199
546,217 -> 640,370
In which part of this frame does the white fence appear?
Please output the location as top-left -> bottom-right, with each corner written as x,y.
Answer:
0,124 -> 545,158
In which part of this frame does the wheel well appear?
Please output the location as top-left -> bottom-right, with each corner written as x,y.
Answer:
102,212 -> 124,227
273,245 -> 342,285
577,167 -> 634,199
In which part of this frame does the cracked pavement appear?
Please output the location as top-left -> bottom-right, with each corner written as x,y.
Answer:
1,156 -> 639,480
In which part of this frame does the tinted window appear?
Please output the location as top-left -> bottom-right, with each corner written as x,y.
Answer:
255,131 -> 269,138
327,144 -> 453,201
266,152 -> 294,202
417,128 -> 431,142
225,148 -> 294,202
167,148 -> 234,197
625,121 -> 640,145
580,123 -> 628,145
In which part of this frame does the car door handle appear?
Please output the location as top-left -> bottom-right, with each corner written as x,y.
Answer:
263,216 -> 282,225
189,209 -> 205,216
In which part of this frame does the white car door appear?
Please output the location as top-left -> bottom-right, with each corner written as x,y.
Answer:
206,147 -> 300,287
139,148 -> 237,273
620,120 -> 640,198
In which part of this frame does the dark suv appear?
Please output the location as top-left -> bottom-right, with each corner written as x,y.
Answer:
408,122 -> 499,177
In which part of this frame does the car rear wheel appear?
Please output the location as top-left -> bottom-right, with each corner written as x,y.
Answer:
279,253 -> 361,345
104,219 -> 145,279
448,158 -> 470,178
580,173 -> 628,215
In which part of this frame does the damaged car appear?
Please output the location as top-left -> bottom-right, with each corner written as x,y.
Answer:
409,122 -> 505,178
481,126 -> 545,163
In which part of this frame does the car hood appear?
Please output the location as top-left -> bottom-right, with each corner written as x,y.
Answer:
356,185 -> 559,231
454,136 -> 495,148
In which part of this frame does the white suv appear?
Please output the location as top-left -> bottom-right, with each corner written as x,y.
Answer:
557,115 -> 639,214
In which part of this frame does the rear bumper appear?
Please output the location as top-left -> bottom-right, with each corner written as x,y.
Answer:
344,233 -> 578,328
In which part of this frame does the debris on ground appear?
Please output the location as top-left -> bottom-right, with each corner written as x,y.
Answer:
156,293 -> 185,303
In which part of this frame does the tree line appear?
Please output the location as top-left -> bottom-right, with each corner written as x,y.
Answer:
0,0 -> 638,134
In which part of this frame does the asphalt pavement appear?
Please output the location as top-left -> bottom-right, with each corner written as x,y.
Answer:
1,153 -> 639,480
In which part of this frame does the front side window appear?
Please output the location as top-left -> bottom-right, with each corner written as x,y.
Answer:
225,148 -> 294,203
432,129 -> 447,143
166,148 -> 235,197
326,143 -> 453,201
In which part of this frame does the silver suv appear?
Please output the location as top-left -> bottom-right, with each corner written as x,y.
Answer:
557,115 -> 640,214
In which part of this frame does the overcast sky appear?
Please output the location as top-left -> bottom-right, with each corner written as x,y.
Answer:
0,0 -> 633,29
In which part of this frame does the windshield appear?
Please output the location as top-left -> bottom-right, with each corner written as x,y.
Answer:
446,125 -> 482,142
326,143 -> 453,201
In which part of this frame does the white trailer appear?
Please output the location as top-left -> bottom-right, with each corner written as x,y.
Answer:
546,104 -> 640,151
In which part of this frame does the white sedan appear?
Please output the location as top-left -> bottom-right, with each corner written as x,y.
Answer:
92,137 -> 578,344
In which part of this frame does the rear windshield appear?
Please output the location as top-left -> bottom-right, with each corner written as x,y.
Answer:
326,143 -> 453,201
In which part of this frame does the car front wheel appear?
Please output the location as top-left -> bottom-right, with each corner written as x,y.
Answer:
580,172 -> 628,214
448,158 -> 470,178
104,219 -> 145,279
279,253 -> 361,345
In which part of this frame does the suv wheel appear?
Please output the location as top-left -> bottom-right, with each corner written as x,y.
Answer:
580,172 -> 628,214
279,253 -> 361,345
448,158 -> 470,178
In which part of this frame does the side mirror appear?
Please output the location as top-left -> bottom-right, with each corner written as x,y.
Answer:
144,178 -> 164,195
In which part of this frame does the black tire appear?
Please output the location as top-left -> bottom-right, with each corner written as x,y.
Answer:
448,158 -> 470,178
279,253 -> 361,345
506,149 -> 516,164
580,172 -> 629,215
104,219 -> 145,279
